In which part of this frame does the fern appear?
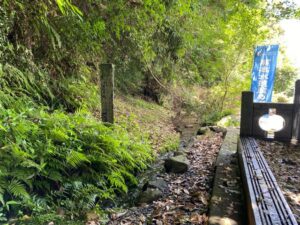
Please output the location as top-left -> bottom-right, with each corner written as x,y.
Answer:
66,149 -> 90,167
20,159 -> 46,172
0,103 -> 152,220
107,171 -> 128,193
7,180 -> 29,199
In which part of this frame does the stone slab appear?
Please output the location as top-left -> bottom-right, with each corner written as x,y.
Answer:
209,128 -> 246,225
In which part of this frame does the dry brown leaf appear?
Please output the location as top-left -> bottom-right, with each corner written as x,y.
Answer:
183,189 -> 189,194
190,213 -> 204,224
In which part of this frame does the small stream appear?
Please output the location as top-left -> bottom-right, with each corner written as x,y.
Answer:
112,114 -> 201,208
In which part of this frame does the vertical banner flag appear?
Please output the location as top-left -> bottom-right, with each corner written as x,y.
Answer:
251,45 -> 279,102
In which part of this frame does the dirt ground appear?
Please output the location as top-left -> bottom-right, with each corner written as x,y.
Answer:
106,132 -> 223,225
257,140 -> 300,224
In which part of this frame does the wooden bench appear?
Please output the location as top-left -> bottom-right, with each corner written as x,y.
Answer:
238,137 -> 297,225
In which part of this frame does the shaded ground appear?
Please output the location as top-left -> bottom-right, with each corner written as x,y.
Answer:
107,132 -> 223,225
114,96 -> 180,154
209,128 -> 246,225
257,140 -> 300,224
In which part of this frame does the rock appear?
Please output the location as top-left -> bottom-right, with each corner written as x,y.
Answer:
173,151 -> 187,157
86,222 -> 98,225
148,178 -> 168,191
179,141 -> 187,148
137,174 -> 169,205
164,155 -> 189,173
282,158 -> 297,165
101,198 -> 115,209
86,212 -> 99,221
142,177 -> 168,192
190,136 -> 197,143
138,188 -> 163,204
197,126 -> 209,135
216,115 -> 231,126
209,126 -> 227,136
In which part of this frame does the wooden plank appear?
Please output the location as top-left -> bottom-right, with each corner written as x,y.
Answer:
253,103 -> 294,110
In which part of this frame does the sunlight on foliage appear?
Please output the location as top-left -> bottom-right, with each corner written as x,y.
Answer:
0,0 -> 297,223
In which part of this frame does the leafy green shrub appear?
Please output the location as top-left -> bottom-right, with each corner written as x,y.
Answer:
275,94 -> 290,103
159,137 -> 179,153
51,76 -> 100,112
216,115 -> 240,127
0,63 -> 53,106
0,106 -> 152,220
15,213 -> 83,225
202,109 -> 233,126
0,63 -> 100,112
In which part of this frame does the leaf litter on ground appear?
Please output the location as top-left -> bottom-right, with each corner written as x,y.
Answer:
107,132 -> 223,225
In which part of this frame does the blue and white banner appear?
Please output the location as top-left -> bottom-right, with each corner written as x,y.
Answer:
251,45 -> 279,102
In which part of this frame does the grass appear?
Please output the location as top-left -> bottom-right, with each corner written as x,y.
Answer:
114,95 -> 180,155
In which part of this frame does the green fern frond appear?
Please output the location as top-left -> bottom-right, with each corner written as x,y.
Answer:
7,179 -> 29,199
20,159 -> 46,172
46,170 -> 63,182
107,171 -> 127,193
120,169 -> 138,186
66,150 -> 90,167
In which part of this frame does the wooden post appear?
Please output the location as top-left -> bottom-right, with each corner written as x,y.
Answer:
292,80 -> 300,143
100,64 -> 114,124
240,91 -> 253,136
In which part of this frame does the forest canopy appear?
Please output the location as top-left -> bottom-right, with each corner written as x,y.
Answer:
1,0 -> 297,106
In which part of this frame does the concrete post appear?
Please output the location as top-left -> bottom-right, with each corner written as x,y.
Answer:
100,64 -> 114,124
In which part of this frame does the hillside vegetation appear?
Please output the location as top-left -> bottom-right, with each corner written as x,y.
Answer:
0,0 -> 298,223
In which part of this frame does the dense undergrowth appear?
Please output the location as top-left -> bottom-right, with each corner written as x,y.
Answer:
0,54 -> 181,224
0,64 -> 159,224
0,45 -> 180,223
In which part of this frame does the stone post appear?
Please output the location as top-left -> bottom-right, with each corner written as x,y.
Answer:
100,64 -> 114,124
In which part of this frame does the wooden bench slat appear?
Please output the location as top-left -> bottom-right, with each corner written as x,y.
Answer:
238,137 -> 298,225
